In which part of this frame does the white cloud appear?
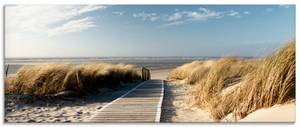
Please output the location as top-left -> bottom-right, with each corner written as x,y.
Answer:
127,7 -> 249,27
133,12 -> 160,21
167,12 -> 183,21
163,7 -> 223,26
279,5 -> 291,8
128,7 -> 250,27
112,11 -> 125,16
5,5 -> 105,37
243,11 -> 251,15
167,8 -> 222,21
48,17 -> 95,37
227,10 -> 240,17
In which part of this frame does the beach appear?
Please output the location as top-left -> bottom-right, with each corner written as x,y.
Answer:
5,64 -> 296,123
4,51 -> 295,123
161,81 -> 212,122
4,62 -> 177,123
5,82 -> 141,122
5,67 -> 212,123
164,42 -> 295,122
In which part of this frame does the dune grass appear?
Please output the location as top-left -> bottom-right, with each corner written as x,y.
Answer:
191,58 -> 257,109
218,41 -> 295,120
167,41 -> 295,121
167,60 -> 205,82
208,42 -> 295,120
167,57 -> 256,108
5,63 -> 141,96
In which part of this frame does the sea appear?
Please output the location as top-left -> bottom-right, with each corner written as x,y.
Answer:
4,57 -> 222,75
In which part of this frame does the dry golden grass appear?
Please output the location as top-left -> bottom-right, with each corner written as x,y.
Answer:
209,42 -> 295,120
232,41 -> 295,119
193,58 -> 256,108
167,61 -> 205,81
5,63 -> 141,96
167,57 -> 256,112
169,41 -> 295,121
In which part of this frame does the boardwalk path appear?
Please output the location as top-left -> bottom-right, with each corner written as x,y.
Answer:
88,80 -> 164,123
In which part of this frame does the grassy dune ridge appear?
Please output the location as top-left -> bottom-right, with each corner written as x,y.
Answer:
167,41 -> 295,120
229,42 -> 295,119
5,63 -> 141,96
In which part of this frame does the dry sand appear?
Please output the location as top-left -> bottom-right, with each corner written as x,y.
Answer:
5,68 -> 174,123
152,69 -> 213,122
5,68 -> 295,123
151,69 -> 172,80
160,77 -> 295,123
5,82 -> 140,123
161,80 -> 213,122
239,102 -> 295,122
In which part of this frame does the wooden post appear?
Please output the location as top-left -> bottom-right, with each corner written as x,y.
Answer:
142,67 -> 151,81
148,69 -> 151,80
5,64 -> 10,77
142,68 -> 144,80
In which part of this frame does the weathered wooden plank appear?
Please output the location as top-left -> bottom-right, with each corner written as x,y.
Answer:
89,119 -> 156,122
87,80 -> 164,123
93,115 -> 156,117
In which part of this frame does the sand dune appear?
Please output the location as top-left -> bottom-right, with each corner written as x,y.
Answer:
239,103 -> 295,122
5,68 -> 175,123
5,82 -> 140,123
161,81 -> 213,122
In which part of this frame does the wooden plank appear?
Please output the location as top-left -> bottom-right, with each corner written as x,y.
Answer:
91,119 -> 156,121
87,80 -> 164,123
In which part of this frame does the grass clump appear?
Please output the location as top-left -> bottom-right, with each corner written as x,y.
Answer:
167,57 -> 256,113
209,42 -> 295,120
234,42 -> 295,119
5,63 -> 141,96
167,61 -> 205,81
193,58 -> 256,108
168,41 -> 295,121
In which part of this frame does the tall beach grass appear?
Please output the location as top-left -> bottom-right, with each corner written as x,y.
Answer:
167,41 -> 295,120
5,63 -> 141,96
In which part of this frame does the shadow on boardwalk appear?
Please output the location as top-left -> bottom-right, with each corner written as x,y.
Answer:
160,82 -> 178,122
160,81 -> 213,122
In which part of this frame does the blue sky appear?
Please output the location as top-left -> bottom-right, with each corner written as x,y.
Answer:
5,5 -> 295,57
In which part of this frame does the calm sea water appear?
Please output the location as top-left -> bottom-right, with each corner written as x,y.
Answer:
5,57 -> 221,74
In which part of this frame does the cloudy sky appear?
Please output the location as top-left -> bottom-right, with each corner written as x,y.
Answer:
5,5 -> 295,57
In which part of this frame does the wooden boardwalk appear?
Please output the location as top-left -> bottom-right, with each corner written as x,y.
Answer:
88,80 -> 164,123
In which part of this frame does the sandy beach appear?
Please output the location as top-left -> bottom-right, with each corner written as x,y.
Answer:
5,82 -> 140,122
239,102 -> 295,122
152,69 -> 213,122
161,79 -> 296,123
5,66 -> 296,123
5,68 -> 176,123
161,81 -> 212,122
3,4 -> 296,124
151,69 -> 172,80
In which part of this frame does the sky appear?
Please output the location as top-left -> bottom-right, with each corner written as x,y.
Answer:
5,5 -> 295,58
